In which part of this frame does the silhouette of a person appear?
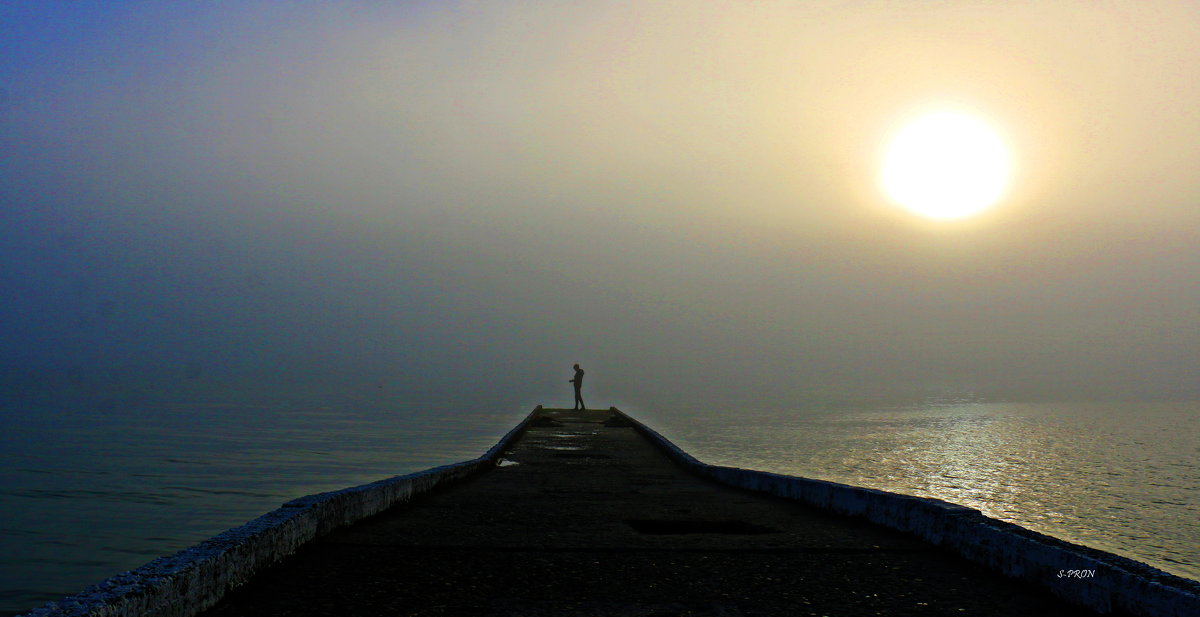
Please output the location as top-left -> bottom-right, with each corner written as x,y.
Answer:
569,363 -> 585,410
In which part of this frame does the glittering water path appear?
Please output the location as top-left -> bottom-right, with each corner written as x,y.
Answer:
639,400 -> 1199,583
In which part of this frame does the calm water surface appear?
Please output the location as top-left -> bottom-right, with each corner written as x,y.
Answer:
0,386 -> 528,616
638,399 -> 1199,583
1,390 -> 1197,615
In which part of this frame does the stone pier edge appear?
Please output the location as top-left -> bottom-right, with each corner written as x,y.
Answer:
607,406 -> 1200,617
21,406 -> 547,617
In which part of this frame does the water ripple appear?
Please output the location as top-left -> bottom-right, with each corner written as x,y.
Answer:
651,400 -> 1200,583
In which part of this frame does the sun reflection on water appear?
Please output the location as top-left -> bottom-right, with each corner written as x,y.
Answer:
648,400 -> 1199,582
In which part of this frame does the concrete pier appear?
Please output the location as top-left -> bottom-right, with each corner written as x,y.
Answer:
192,408 -> 1108,616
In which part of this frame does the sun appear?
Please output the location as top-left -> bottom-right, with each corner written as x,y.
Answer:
881,110 -> 1012,220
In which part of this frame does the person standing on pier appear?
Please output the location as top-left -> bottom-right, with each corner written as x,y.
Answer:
569,363 -> 586,410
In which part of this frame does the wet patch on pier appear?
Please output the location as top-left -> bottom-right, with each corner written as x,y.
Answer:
552,451 -> 612,459
625,519 -> 779,535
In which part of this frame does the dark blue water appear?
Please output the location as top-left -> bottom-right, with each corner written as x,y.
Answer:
0,379 -> 529,615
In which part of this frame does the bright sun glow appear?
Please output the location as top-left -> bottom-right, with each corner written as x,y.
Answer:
881,110 -> 1012,220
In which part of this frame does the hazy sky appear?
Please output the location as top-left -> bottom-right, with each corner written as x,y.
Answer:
3,1 -> 1198,406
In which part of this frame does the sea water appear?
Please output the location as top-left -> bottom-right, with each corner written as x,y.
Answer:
0,382 -> 529,616
634,398 -> 1199,584
1,387 -> 1197,615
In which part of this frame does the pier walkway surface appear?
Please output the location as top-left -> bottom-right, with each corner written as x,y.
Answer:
199,408 -> 1102,617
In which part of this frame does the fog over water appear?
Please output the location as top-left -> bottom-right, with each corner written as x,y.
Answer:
2,3 -> 1200,604
3,2 -> 1198,406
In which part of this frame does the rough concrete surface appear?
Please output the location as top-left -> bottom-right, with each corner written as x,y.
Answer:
199,408 -> 1111,617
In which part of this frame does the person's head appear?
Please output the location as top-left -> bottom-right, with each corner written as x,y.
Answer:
573,363 -> 580,369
